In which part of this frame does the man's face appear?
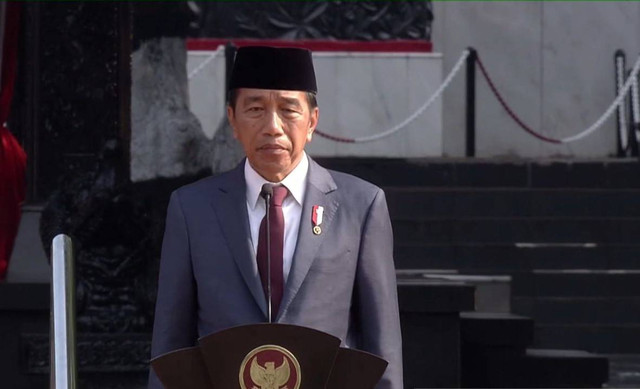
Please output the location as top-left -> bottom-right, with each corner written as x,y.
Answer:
227,88 -> 318,182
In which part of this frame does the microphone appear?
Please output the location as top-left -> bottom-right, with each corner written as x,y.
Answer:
260,183 -> 274,200
260,183 -> 274,323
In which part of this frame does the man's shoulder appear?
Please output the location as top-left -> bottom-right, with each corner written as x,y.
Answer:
326,168 -> 381,193
319,166 -> 389,217
172,166 -> 241,200
309,157 -> 382,197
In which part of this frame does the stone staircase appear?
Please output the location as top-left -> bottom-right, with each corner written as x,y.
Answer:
318,157 -> 640,387
385,187 -> 640,357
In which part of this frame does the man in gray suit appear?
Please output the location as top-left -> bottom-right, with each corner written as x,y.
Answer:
149,46 -> 402,388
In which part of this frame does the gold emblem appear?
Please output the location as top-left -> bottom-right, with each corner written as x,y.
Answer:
240,345 -> 301,389
313,226 -> 322,235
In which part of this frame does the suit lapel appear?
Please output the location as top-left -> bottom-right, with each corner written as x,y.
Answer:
277,158 -> 338,321
209,162 -> 267,317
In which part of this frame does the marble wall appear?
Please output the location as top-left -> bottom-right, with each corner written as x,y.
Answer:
186,48 -> 227,141
433,2 -> 640,158
187,50 -> 444,158
309,53 -> 443,157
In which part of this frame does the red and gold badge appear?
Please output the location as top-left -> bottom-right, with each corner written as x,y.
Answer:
239,345 -> 301,389
312,205 -> 324,235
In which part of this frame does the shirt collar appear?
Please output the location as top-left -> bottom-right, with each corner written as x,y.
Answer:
245,152 -> 309,210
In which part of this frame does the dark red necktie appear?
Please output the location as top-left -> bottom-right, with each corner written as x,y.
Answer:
257,185 -> 288,319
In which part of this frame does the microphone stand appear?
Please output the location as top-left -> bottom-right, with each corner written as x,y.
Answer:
262,185 -> 273,323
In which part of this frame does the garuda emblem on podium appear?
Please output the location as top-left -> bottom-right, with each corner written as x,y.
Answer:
240,345 -> 301,389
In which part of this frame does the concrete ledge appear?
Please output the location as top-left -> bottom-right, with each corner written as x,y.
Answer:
7,204 -> 50,284
398,281 -> 475,313
0,282 -> 50,311
398,270 -> 511,313
461,311 -> 534,347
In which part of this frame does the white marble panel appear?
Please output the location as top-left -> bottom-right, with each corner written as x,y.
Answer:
187,47 -> 227,140
435,2 -> 544,158
186,50 -> 443,158
307,53 -> 443,158
541,2 -> 640,158
436,1 -> 640,158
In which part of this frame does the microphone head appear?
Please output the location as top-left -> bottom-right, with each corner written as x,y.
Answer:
260,183 -> 275,199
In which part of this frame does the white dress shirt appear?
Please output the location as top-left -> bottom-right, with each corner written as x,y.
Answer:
244,153 -> 308,282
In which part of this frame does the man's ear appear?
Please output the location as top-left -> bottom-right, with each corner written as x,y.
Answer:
227,105 -> 238,139
307,107 -> 319,142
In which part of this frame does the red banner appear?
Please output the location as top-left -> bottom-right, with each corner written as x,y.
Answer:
0,2 -> 27,280
187,38 -> 432,53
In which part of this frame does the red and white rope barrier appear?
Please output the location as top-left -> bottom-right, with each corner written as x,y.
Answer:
316,50 -> 471,143
188,47 -> 224,80
478,52 -> 640,144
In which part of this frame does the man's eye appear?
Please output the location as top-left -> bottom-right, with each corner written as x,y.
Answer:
247,107 -> 263,112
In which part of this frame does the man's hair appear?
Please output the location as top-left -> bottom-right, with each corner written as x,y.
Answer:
227,90 -> 318,112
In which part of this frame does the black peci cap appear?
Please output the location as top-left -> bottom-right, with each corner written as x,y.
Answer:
228,46 -> 317,93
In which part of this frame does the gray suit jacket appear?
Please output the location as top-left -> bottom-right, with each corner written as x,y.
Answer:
149,157 -> 403,388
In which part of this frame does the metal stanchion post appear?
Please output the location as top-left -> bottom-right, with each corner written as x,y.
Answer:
632,71 -> 640,157
50,234 -> 77,389
225,42 -> 237,103
614,50 -> 628,157
466,47 -> 477,158
629,67 -> 640,157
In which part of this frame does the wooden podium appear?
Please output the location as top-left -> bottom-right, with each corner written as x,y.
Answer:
151,324 -> 387,389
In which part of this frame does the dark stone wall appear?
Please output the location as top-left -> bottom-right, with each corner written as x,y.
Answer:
9,2 -> 157,387
193,1 -> 433,40
6,2 -> 434,387
37,3 -> 122,197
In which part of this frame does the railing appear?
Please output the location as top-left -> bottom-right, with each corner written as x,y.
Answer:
50,234 -> 77,389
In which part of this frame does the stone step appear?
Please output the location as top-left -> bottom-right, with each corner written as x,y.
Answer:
392,218 -> 640,245
460,311 -> 533,348
511,272 -> 640,354
513,297 -> 640,325
395,243 -> 640,271
512,270 -> 640,298
315,157 -> 640,189
397,280 -> 475,313
385,188 -> 640,219
533,325 -> 640,354
520,349 -> 608,388
461,347 -> 609,388
398,271 -> 512,313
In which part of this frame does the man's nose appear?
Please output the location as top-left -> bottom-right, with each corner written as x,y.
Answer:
264,111 -> 285,136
